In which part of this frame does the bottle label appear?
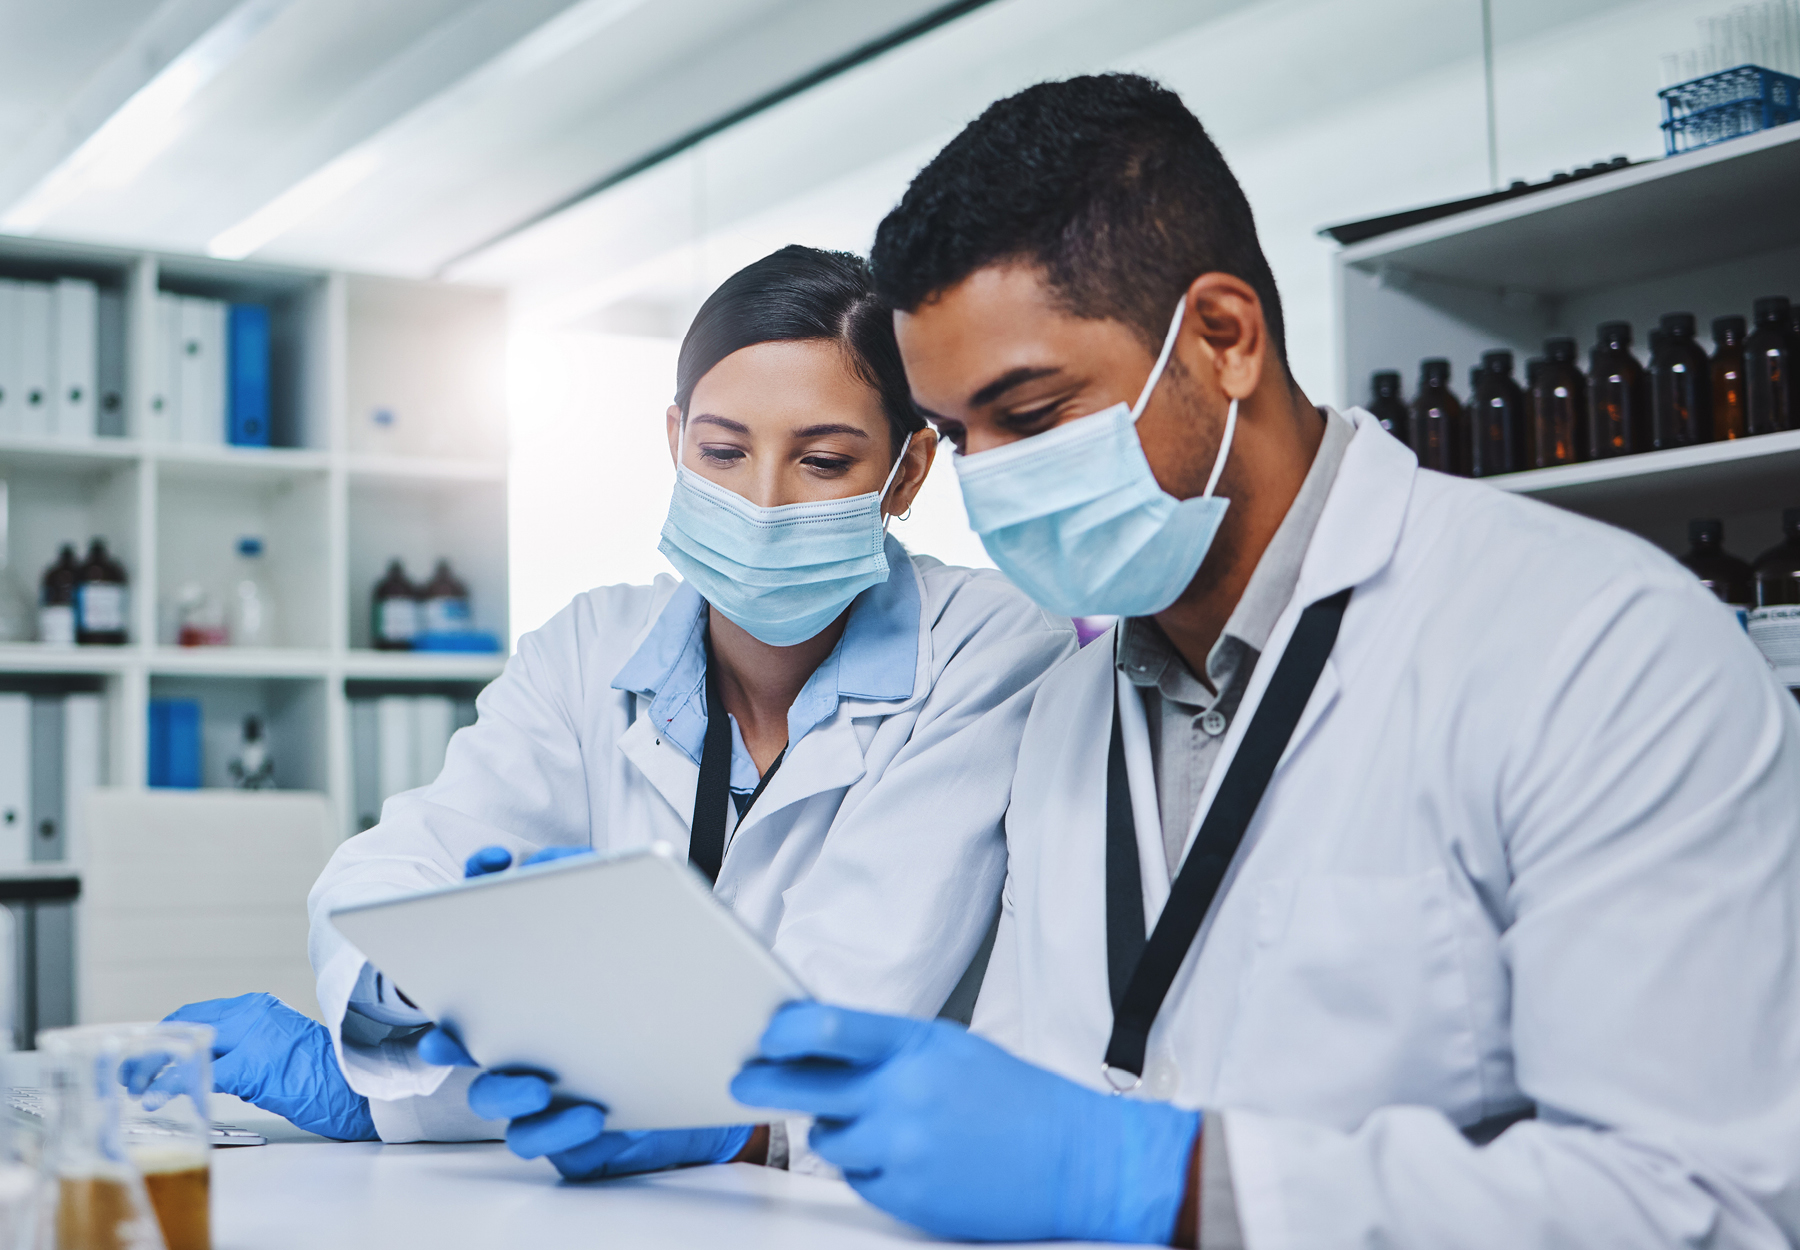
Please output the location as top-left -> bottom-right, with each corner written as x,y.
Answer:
39,605 -> 75,646
1748,606 -> 1800,669
78,584 -> 126,633
377,597 -> 419,642
424,596 -> 471,634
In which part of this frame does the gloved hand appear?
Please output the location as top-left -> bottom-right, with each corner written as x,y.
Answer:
463,844 -> 592,878
160,993 -> 377,1141
731,1002 -> 1200,1244
417,1027 -> 751,1180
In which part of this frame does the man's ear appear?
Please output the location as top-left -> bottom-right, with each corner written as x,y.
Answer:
884,426 -> 938,518
1182,273 -> 1266,402
667,404 -> 683,467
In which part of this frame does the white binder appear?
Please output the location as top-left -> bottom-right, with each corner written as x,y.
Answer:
0,281 -> 20,438
0,694 -> 30,868
376,695 -> 415,804
412,695 -> 455,790
15,283 -> 52,440
176,297 -> 226,446
51,278 -> 96,441
148,293 -> 180,443
62,693 -> 103,866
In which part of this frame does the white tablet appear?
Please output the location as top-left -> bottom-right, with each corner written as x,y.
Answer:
329,844 -> 808,1131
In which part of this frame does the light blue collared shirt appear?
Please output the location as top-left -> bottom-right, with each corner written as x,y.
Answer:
610,534 -> 921,798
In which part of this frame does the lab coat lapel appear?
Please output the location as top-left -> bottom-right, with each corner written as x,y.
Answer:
1168,410 -> 1412,877
616,711 -> 702,829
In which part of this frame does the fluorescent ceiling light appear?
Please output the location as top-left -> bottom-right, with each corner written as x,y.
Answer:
0,0 -> 295,235
204,0 -> 650,261
208,148 -> 383,259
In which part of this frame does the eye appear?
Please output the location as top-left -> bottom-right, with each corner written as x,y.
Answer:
1001,403 -> 1061,432
698,445 -> 745,465
801,455 -> 852,475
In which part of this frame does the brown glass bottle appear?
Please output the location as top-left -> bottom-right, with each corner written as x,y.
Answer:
1410,358 -> 1466,475
39,544 -> 80,645
1752,508 -> 1800,607
1587,321 -> 1649,458
372,560 -> 419,650
1745,297 -> 1796,436
1651,313 -> 1713,448
1532,338 -> 1588,467
75,538 -> 128,646
1711,315 -> 1749,440
1678,518 -> 1753,607
1469,350 -> 1528,477
1367,371 -> 1409,444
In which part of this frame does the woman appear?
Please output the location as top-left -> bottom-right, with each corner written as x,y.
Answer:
174,246 -> 1074,1173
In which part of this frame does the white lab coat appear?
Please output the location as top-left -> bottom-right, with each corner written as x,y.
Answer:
311,551 -> 1074,1116
976,407 -> 1800,1248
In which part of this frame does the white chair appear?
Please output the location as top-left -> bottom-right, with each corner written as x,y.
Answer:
77,790 -> 337,1026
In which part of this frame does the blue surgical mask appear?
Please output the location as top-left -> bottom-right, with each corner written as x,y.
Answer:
658,434 -> 913,646
953,299 -> 1237,618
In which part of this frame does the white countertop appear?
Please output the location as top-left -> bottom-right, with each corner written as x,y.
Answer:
214,1140 -> 935,1249
206,1097 -> 1103,1249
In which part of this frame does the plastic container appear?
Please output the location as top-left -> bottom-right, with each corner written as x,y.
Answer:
1658,64 -> 1800,155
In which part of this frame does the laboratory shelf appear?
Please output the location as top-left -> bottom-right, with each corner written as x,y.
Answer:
0,236 -> 509,842
0,643 -> 133,674
1486,430 -> 1800,538
1336,121 -> 1800,295
147,647 -> 336,678
340,650 -> 508,681
345,453 -> 507,484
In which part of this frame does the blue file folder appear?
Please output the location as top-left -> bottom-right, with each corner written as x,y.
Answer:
148,699 -> 202,788
227,304 -> 271,447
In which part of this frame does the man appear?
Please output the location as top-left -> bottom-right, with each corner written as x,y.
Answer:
732,74 -> 1800,1247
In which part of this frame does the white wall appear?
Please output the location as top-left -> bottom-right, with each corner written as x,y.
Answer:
506,0 -> 1738,632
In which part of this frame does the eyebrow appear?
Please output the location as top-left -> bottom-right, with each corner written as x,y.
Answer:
690,414 -> 749,433
970,365 -> 1061,408
792,423 -> 868,439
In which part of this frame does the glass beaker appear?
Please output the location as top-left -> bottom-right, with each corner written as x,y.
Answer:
39,1023 -> 215,1250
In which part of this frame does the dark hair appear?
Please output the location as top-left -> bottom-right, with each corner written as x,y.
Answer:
870,73 -> 1287,368
674,245 -> 923,456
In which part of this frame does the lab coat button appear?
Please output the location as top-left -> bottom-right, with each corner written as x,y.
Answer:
1200,709 -> 1227,736
1147,1058 -> 1180,1099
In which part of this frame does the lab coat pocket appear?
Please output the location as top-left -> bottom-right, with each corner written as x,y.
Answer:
1219,870 -> 1483,1131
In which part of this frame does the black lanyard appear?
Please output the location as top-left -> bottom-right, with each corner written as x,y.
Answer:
1103,587 -> 1351,1087
688,635 -> 785,885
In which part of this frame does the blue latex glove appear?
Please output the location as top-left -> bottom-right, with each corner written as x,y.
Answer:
418,1026 -> 750,1179
731,1002 -> 1201,1243
462,844 -> 592,878
161,993 -> 377,1141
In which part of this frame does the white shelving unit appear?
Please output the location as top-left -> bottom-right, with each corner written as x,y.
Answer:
1332,121 -> 1800,688
0,237 -> 510,838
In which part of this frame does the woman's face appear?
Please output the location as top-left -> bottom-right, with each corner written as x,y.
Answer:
667,339 -> 933,512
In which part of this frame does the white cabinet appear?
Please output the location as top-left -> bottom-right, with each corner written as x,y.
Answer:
0,241 -> 509,840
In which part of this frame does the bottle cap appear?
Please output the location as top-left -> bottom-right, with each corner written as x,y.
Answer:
1713,314 -> 1747,340
1688,518 -> 1722,545
1419,358 -> 1451,384
1660,312 -> 1697,336
237,536 -> 264,558
1754,296 -> 1793,322
1480,349 -> 1514,373
1545,337 -> 1577,361
1371,370 -> 1400,395
1597,321 -> 1632,346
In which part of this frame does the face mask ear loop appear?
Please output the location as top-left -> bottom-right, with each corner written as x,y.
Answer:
879,432 -> 916,533
1203,398 -> 1238,499
1130,297 -> 1189,422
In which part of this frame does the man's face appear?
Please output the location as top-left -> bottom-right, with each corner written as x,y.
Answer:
894,262 -> 1229,503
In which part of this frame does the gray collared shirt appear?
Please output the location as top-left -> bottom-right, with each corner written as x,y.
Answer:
1115,407 -> 1352,877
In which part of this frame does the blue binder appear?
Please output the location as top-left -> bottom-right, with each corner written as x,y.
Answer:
148,699 -> 202,788
227,304 -> 271,447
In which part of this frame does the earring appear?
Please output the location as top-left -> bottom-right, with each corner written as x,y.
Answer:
897,507 -> 913,522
